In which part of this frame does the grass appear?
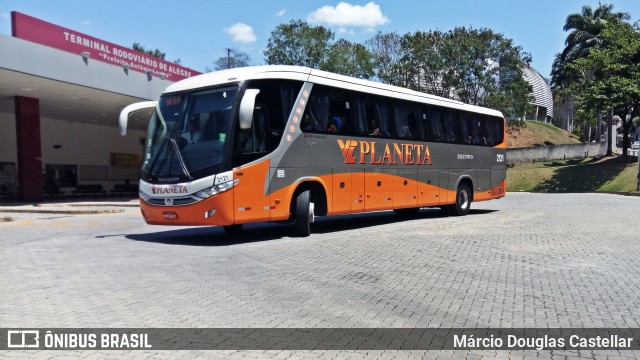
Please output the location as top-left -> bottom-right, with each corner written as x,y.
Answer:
507,121 -> 581,148
507,156 -> 639,193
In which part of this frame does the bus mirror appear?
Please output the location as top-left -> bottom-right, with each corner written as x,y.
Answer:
119,101 -> 158,135
239,89 -> 260,130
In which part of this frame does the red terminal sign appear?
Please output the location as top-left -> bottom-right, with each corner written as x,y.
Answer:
11,11 -> 201,82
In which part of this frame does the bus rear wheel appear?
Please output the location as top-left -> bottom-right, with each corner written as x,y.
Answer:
294,190 -> 314,237
448,183 -> 472,216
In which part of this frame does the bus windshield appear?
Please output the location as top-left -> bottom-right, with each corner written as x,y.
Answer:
141,85 -> 238,182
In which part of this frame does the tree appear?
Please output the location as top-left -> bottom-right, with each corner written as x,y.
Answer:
264,20 -> 333,68
569,21 -> 640,156
366,28 -> 532,118
211,49 -> 252,71
132,43 -> 166,60
400,31 -> 449,97
440,27 -> 533,118
560,4 -> 629,65
323,39 -> 374,79
551,4 -> 631,144
366,32 -> 405,86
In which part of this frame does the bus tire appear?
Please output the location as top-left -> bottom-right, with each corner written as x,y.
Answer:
294,190 -> 314,237
449,183 -> 472,216
223,224 -> 243,233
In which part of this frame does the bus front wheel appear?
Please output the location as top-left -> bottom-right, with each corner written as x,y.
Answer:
448,183 -> 471,216
294,190 -> 314,237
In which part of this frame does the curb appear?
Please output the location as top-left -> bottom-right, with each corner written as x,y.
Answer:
0,208 -> 125,215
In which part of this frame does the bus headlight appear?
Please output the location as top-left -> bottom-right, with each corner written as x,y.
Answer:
195,179 -> 239,199
139,190 -> 151,201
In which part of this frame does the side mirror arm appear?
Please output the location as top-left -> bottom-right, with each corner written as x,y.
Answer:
119,101 -> 158,135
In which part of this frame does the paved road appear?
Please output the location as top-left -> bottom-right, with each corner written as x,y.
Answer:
1,193 -> 640,359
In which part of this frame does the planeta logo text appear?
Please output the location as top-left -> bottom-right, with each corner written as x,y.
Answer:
337,139 -> 432,166
151,185 -> 188,195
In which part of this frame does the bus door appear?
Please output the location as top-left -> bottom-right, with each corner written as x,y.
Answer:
364,169 -> 393,211
332,168 -> 365,214
233,162 -> 271,223
392,169 -> 417,208
418,169 -> 441,206
232,105 -> 271,223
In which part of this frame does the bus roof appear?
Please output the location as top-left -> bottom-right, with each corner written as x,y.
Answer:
164,65 -> 504,118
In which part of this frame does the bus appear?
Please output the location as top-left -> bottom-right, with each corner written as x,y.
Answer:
119,65 -> 506,236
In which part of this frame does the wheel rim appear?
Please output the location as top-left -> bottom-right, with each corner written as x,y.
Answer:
308,202 -> 315,223
458,189 -> 469,210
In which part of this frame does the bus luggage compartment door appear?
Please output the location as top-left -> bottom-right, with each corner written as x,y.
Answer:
332,169 -> 352,215
418,169 -> 440,206
332,169 -> 365,214
364,169 -> 393,212
392,169 -> 417,209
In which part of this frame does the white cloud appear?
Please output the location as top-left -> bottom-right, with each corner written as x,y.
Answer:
307,2 -> 389,31
80,19 -> 91,26
225,23 -> 257,44
276,9 -> 287,17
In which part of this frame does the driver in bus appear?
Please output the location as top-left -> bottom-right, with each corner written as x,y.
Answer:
183,116 -> 203,143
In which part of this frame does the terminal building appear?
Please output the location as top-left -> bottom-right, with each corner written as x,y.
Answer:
522,65 -> 553,122
0,12 -> 200,201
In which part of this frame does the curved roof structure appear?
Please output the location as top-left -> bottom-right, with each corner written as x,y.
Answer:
522,65 -> 553,118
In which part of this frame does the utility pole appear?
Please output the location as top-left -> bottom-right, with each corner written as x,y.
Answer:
607,109 -> 613,156
226,48 -> 232,69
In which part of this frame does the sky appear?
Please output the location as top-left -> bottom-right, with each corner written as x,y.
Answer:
2,0 -> 640,78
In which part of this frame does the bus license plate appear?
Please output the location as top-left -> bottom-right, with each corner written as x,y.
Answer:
163,212 -> 178,220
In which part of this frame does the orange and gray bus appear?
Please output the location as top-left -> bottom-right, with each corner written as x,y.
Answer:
119,66 -> 506,236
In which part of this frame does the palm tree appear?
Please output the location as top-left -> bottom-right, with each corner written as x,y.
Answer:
551,4 -> 629,88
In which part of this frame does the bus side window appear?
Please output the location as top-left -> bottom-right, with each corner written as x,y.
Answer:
419,110 -> 433,141
479,116 -> 493,146
373,97 -> 394,138
394,102 -> 413,140
492,116 -> 504,145
351,93 -> 368,136
427,106 -> 445,142
305,85 -> 330,132
444,110 -> 457,143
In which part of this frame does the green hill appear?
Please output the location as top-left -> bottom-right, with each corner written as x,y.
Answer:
508,121 -> 581,148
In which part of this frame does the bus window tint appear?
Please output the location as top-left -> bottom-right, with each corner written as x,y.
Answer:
458,111 -> 481,145
373,98 -> 394,138
304,85 -> 349,134
302,83 -> 505,146
351,93 -> 369,136
425,106 -> 445,142
393,102 -> 414,140
233,80 -> 303,166
444,110 -> 457,143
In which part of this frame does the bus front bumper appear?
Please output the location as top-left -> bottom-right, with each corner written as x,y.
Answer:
139,190 -> 235,226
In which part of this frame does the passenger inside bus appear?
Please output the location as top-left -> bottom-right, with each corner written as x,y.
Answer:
327,117 -> 342,133
301,114 -> 317,132
369,119 -> 381,136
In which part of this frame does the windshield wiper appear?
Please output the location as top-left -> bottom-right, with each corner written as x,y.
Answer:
147,111 -> 192,181
170,138 -> 192,180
